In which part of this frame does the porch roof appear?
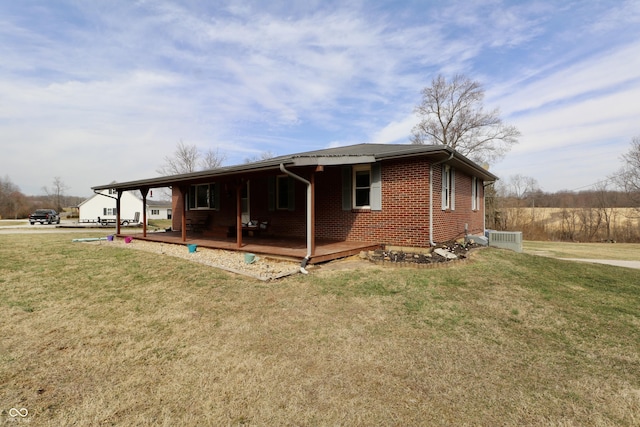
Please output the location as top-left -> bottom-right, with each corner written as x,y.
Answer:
92,143 -> 498,192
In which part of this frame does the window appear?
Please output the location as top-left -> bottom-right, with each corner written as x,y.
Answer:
353,165 -> 371,208
276,175 -> 290,210
471,177 -> 481,211
188,183 -> 219,210
342,164 -> 382,211
108,188 -> 117,195
103,208 -> 117,215
151,209 -> 160,215
442,165 -> 455,210
268,176 -> 294,211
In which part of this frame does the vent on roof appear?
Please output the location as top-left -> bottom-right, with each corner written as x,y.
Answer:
488,231 -> 523,253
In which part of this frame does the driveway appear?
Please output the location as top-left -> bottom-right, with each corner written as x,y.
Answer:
0,219 -> 118,234
558,258 -> 640,270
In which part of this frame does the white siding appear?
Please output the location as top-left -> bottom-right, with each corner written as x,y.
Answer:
79,190 -> 171,223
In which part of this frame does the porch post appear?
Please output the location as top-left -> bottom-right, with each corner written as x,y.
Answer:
236,183 -> 243,248
310,171 -> 316,256
116,190 -> 122,236
180,186 -> 187,242
140,187 -> 149,237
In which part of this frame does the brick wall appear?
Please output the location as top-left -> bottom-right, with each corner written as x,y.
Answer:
314,158 -> 485,247
171,159 -> 486,248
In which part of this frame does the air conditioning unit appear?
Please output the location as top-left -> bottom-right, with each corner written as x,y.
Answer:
488,231 -> 523,253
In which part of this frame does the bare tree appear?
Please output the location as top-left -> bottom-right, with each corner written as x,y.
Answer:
201,147 -> 227,170
411,74 -> 520,165
559,208 -> 579,241
157,141 -> 227,176
157,141 -> 200,175
42,176 -> 68,212
0,175 -> 20,218
593,181 -> 618,241
615,135 -> 640,204
244,151 -> 276,163
501,174 -> 540,200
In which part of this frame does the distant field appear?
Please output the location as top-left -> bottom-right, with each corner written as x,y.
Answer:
504,207 -> 640,227
1,234 -> 639,426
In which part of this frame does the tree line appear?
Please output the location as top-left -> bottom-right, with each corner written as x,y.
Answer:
489,167 -> 640,243
0,176 -> 84,219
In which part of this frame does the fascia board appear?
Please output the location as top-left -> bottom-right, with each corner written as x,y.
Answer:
291,156 -> 377,166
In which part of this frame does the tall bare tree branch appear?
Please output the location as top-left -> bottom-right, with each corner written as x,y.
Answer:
411,74 -> 520,165
157,141 -> 227,176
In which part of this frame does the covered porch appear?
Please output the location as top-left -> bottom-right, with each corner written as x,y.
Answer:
125,231 -> 379,264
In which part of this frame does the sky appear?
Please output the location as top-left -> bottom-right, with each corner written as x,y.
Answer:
1,0 -> 639,197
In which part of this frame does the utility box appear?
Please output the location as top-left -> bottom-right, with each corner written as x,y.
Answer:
488,231 -> 523,253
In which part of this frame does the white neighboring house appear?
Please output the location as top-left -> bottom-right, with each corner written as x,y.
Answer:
78,189 -> 172,225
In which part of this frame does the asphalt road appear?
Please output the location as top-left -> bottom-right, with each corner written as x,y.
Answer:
0,219 -> 127,234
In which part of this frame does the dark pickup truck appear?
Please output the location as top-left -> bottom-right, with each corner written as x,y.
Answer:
29,209 -> 61,225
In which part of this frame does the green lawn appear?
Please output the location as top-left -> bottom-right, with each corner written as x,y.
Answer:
1,234 -> 639,426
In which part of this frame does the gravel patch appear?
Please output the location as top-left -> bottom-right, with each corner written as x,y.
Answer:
87,237 -> 302,280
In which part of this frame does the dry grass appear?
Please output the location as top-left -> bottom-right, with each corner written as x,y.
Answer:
0,220 -> 27,226
1,233 -> 639,426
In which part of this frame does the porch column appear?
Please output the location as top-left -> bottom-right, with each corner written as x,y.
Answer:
180,186 -> 187,242
116,190 -> 122,236
236,184 -> 242,248
140,187 -> 149,237
310,171 -> 316,256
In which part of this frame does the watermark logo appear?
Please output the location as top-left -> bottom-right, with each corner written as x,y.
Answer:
9,408 -> 28,418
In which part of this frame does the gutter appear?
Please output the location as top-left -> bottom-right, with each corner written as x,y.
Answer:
429,150 -> 455,246
482,180 -> 497,235
279,164 -> 312,274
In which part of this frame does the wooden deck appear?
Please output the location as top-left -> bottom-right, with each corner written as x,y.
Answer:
124,231 -> 380,264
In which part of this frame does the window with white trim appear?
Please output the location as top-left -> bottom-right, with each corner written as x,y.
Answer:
353,165 -> 371,209
151,209 -> 160,215
471,176 -> 481,211
103,207 -> 117,215
188,183 -> 219,210
442,165 -> 455,210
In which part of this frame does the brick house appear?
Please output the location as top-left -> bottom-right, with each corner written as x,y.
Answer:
92,143 -> 497,264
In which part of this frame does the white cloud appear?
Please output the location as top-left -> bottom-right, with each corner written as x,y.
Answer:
369,116 -> 418,144
497,42 -> 640,116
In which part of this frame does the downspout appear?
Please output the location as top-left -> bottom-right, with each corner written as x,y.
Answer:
279,163 -> 312,274
429,151 -> 455,246
483,180 -> 496,234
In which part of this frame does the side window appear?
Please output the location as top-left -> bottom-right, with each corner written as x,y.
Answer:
442,165 -> 455,210
353,165 -> 371,208
471,177 -> 481,211
342,163 -> 382,211
276,175 -> 289,210
188,183 -> 219,210
269,176 -> 295,211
